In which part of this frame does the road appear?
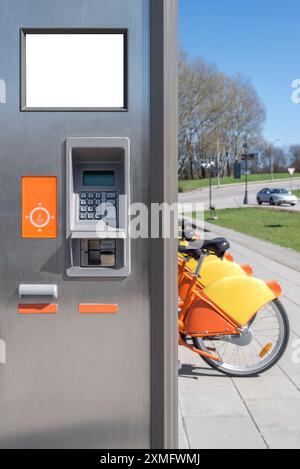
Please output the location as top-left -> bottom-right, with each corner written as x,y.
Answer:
179,178 -> 300,212
179,226 -> 300,449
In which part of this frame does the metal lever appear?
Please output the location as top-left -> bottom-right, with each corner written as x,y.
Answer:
18,284 -> 58,299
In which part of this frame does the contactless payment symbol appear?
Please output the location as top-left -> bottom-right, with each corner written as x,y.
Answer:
26,203 -> 55,232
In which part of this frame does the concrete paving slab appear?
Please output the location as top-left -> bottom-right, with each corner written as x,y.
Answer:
262,431 -> 300,449
179,386 -> 248,418
276,333 -> 300,389
233,371 -> 300,401
178,411 -> 190,449
184,416 -> 267,449
246,400 -> 300,433
179,433 -> 190,449
280,299 -> 300,337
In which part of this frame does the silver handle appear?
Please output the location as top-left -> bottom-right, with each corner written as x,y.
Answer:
18,284 -> 58,299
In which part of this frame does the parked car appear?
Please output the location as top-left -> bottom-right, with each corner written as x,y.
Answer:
257,188 -> 298,206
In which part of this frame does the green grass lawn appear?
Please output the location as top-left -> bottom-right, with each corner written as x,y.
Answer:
179,173 -> 299,193
293,189 -> 300,198
204,208 -> 300,253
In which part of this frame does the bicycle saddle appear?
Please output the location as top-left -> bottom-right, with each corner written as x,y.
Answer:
179,238 -> 230,259
202,238 -> 230,258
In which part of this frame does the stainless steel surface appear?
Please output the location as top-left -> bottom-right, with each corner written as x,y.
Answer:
0,0 -> 151,449
18,284 -> 58,299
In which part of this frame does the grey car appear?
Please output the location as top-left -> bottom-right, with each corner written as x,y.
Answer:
257,188 -> 298,206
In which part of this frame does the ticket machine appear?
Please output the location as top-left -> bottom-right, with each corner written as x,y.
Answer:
0,0 -> 178,449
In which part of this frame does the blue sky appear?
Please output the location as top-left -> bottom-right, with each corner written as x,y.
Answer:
179,0 -> 300,147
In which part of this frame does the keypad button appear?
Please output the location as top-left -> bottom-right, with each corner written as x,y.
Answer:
95,214 -> 102,220
80,193 -> 87,199
87,214 -> 94,220
95,193 -> 102,199
88,207 -> 94,213
80,207 -> 87,213
109,200 -> 117,207
106,192 -> 117,199
80,200 -> 87,206
95,200 -> 101,206
88,193 -> 94,199
80,214 -> 87,220
88,200 -> 94,206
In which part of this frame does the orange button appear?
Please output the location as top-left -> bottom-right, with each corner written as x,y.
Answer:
18,304 -> 58,314
79,304 -> 119,314
22,176 -> 58,238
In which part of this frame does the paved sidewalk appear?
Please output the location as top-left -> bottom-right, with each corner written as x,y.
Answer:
179,227 -> 300,449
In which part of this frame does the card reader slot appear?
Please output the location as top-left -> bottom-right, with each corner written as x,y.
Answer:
81,240 -> 117,268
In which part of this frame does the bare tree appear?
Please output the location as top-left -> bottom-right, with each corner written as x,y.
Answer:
289,145 -> 300,172
178,52 -> 266,179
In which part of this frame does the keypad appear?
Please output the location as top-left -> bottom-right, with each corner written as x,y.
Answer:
79,192 -> 118,221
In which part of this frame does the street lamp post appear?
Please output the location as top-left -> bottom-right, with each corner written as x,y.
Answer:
217,137 -> 221,188
244,158 -> 249,205
202,161 -> 217,220
208,163 -> 217,220
243,143 -> 249,205
241,144 -> 258,206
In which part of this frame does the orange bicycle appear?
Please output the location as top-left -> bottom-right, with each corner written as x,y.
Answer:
178,238 -> 290,377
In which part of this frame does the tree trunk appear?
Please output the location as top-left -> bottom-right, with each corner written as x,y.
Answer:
227,159 -> 231,177
189,156 -> 194,180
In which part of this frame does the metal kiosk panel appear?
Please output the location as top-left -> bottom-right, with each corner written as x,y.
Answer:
0,0 -> 178,449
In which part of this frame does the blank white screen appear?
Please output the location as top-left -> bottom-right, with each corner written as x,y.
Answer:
25,33 -> 125,109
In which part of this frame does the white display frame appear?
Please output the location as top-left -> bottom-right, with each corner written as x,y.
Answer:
21,29 -> 128,111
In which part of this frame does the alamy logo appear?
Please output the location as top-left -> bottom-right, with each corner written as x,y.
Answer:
291,79 -> 300,104
0,79 -> 6,104
0,339 -> 6,364
292,339 -> 300,364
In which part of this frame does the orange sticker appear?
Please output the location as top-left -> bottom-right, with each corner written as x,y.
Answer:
18,304 -> 58,314
79,304 -> 119,315
22,177 -> 57,238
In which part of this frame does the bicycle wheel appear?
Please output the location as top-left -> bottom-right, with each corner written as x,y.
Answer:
193,299 -> 290,377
